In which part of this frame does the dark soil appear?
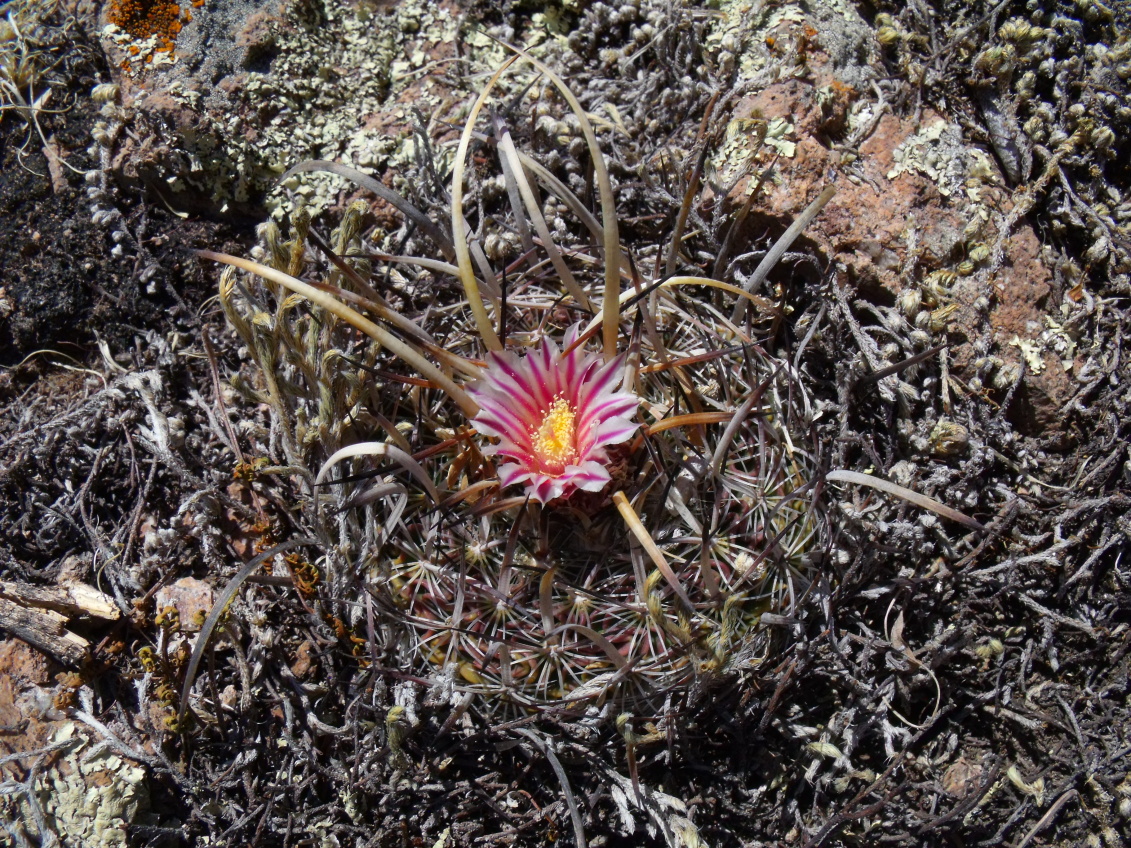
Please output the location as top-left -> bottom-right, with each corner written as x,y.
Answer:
0,100 -> 257,367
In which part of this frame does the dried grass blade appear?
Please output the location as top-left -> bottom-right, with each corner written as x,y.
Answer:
443,559 -> 471,669
659,275 -> 768,305
864,343 -> 948,383
178,539 -> 317,726
471,495 -> 529,517
640,346 -> 742,373
494,121 -> 537,260
518,152 -> 604,246
513,728 -> 587,848
440,479 -> 497,509
344,481 -> 407,519
665,144 -> 709,278
698,539 -> 721,601
498,130 -> 593,311
538,566 -> 557,638
305,279 -> 481,378
730,185 -> 837,323
612,491 -> 695,612
645,411 -> 733,435
450,57 -> 522,352
577,275 -> 761,345
549,625 -> 629,671
826,469 -> 986,532
709,364 -> 781,477
469,240 -> 502,303
198,250 -> 478,416
466,130 -> 611,264
317,442 -> 440,503
496,642 -> 513,690
366,251 -> 461,280
282,160 -> 455,262
496,45 -> 623,359
304,227 -> 384,303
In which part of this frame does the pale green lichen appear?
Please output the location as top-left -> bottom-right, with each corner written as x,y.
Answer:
886,119 -> 1001,205
714,114 -> 796,188
704,1 -> 864,189
21,722 -> 150,848
887,118 -> 1009,261
887,120 -> 970,196
764,116 -> 797,157
1008,335 -> 1047,374
153,0 -> 558,217
1039,316 -> 1079,372
713,117 -> 763,189
702,0 -> 773,79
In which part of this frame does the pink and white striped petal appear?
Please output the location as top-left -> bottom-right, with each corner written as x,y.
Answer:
468,327 -> 639,503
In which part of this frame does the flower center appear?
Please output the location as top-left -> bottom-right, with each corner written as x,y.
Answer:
532,398 -> 576,472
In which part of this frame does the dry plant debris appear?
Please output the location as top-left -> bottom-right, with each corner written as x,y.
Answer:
0,1 -> 1129,846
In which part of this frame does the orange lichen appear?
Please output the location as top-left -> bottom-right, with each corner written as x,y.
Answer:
107,0 -> 198,52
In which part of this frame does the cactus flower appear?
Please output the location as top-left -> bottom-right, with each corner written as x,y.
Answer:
468,326 -> 640,503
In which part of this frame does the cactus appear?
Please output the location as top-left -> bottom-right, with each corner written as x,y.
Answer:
208,52 -> 823,715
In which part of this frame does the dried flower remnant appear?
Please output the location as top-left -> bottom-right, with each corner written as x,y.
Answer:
468,326 -> 639,503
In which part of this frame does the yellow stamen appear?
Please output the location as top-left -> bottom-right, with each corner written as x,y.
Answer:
533,398 -> 576,468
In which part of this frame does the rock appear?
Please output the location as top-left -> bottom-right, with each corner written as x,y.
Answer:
941,756 -> 984,798
0,639 -> 65,796
154,576 -> 215,632
95,0 -> 480,217
19,721 -> 151,848
717,9 -> 1068,436
290,638 -> 318,678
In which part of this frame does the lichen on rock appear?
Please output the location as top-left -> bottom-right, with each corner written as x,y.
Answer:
20,722 -> 150,848
95,0 -> 563,217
